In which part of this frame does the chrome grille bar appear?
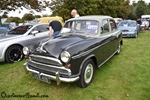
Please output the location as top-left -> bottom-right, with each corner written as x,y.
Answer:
30,54 -> 62,66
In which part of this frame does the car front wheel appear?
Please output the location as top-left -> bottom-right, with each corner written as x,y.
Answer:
76,59 -> 95,88
5,45 -> 23,63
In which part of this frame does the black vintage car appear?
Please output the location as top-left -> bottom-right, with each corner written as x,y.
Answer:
23,15 -> 123,88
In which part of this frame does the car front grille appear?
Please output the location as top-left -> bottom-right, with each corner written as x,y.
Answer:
122,30 -> 129,32
27,54 -> 71,76
30,54 -> 62,66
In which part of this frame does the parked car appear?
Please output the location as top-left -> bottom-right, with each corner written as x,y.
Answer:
114,18 -> 122,25
0,23 -> 49,63
117,20 -> 140,38
141,15 -> 150,30
0,27 -> 10,36
23,15 -> 123,88
140,19 -> 149,30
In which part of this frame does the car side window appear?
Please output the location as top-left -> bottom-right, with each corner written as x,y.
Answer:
102,20 -> 109,34
33,25 -> 49,33
110,19 -> 117,31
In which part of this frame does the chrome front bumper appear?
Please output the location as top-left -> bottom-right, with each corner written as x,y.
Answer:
24,63 -> 79,85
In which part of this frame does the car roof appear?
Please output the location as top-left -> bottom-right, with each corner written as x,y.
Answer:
120,20 -> 136,22
68,15 -> 113,21
23,23 -> 48,26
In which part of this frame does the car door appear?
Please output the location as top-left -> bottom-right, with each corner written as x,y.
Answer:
109,19 -> 121,54
96,19 -> 118,65
31,24 -> 49,38
19,24 -> 49,45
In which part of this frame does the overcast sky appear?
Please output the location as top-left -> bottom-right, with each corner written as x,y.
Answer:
130,0 -> 150,4
2,0 -> 150,18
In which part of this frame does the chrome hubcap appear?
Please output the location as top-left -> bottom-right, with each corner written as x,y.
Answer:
84,64 -> 93,83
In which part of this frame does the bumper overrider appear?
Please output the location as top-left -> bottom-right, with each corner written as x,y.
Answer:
23,55 -> 79,85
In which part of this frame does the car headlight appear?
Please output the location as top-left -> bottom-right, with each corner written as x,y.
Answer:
60,51 -> 71,63
23,47 -> 29,55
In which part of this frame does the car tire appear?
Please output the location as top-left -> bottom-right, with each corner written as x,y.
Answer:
5,45 -> 23,63
76,59 -> 95,88
116,43 -> 121,55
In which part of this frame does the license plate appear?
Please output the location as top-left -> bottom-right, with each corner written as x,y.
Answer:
32,73 -> 51,84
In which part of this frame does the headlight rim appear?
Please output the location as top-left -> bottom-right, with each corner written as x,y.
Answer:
23,46 -> 29,55
60,51 -> 71,63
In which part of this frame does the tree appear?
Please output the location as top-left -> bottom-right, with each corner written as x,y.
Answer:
34,15 -> 41,18
22,13 -> 34,21
135,0 -> 147,18
0,16 -> 1,24
49,0 -> 130,20
1,11 -> 8,18
6,17 -> 24,23
0,0 -> 50,12
128,0 -> 150,19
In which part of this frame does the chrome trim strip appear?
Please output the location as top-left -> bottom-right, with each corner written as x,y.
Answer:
30,54 -> 62,66
72,45 -> 100,59
72,41 -> 109,59
26,65 -> 39,74
26,66 -> 79,84
98,50 -> 117,68
28,60 -> 72,75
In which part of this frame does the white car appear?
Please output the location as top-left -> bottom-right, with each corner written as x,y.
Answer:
140,20 -> 149,30
114,18 -> 122,25
0,23 -> 49,63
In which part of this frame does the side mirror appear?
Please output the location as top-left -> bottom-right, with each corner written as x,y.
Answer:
31,30 -> 39,36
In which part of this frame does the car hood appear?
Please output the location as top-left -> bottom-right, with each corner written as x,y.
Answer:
118,26 -> 136,30
0,35 -> 22,42
32,35 -> 101,58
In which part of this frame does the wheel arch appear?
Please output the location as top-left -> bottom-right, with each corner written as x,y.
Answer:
120,40 -> 123,45
4,44 -> 24,62
79,54 -> 98,75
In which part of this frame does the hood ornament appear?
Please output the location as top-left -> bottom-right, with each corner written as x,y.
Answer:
37,40 -> 49,53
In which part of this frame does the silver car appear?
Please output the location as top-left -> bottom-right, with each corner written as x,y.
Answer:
0,23 -> 49,63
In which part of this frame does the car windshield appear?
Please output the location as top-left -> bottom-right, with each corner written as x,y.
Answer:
118,21 -> 136,27
60,20 -> 98,35
7,25 -> 33,35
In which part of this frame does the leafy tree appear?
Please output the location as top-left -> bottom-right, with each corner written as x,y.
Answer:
128,0 -> 150,19
1,11 -> 8,18
34,15 -> 41,18
1,14 -> 8,18
22,13 -> 34,21
135,0 -> 147,18
6,17 -> 24,23
0,16 -> 1,24
0,0 -> 50,12
49,0 -> 130,20
147,3 -> 150,14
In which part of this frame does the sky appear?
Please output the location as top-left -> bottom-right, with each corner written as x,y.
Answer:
1,0 -> 150,18
6,7 -> 52,18
130,0 -> 150,4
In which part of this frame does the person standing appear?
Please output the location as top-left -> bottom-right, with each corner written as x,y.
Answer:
71,9 -> 80,18
49,20 -> 62,38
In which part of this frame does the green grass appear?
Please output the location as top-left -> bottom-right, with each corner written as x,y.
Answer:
0,30 -> 150,100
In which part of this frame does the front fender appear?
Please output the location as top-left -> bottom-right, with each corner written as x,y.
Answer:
70,54 -> 96,77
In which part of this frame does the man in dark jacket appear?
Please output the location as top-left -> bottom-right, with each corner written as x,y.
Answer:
49,20 -> 62,38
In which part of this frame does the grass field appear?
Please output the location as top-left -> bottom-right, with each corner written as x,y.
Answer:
0,30 -> 150,100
